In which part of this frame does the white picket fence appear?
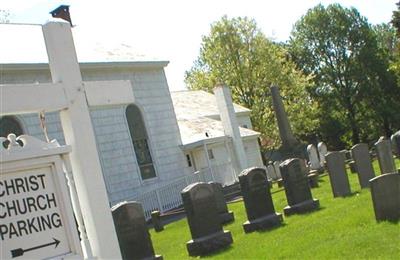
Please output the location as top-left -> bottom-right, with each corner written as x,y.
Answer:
130,162 -> 238,219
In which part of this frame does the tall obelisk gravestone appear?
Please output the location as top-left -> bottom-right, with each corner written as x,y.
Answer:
271,85 -> 306,160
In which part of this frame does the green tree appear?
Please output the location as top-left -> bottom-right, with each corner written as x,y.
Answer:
392,1 -> 400,35
369,23 -> 400,137
185,16 -> 319,149
391,1 -> 400,81
289,4 -> 399,147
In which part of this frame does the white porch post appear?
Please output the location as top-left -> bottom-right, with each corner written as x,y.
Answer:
214,84 -> 248,171
224,138 -> 238,182
42,22 -> 121,259
203,142 -> 215,182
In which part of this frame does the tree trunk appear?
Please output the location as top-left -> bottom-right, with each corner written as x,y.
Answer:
382,116 -> 392,138
346,102 -> 360,145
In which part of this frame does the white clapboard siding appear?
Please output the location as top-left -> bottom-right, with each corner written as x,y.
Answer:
244,138 -> 264,167
1,65 -> 187,208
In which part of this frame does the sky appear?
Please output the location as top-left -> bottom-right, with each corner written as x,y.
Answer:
1,0 -> 397,91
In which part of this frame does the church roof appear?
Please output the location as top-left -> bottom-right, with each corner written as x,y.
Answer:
171,90 -> 250,120
0,23 -> 166,64
170,90 -> 259,148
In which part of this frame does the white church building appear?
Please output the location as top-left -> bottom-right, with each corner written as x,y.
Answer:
0,23 -> 263,217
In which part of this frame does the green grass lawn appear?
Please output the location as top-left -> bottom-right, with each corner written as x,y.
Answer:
150,159 -> 400,259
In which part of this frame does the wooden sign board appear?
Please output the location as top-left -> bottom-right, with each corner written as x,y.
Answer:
1,135 -> 82,259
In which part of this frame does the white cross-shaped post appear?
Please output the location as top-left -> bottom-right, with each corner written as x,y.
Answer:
1,21 -> 136,259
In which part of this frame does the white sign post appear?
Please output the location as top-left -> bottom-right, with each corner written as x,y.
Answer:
1,134 -> 82,259
0,21 -> 136,259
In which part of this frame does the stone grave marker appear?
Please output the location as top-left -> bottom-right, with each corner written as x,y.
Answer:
318,142 -> 328,167
369,173 -> 400,222
209,182 -> 235,224
151,211 -> 164,232
273,161 -> 282,179
325,152 -> 352,197
351,143 -> 375,189
391,131 -> 400,157
266,164 -> 277,181
308,171 -> 319,188
181,182 -> 233,256
348,161 -> 357,174
112,202 -> 161,260
375,139 -> 396,175
238,167 -> 283,233
307,144 -> 321,171
341,150 -> 357,173
280,158 -> 320,215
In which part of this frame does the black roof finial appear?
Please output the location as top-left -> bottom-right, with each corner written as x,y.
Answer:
50,5 -> 73,27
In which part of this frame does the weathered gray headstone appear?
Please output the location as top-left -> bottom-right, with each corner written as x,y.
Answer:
209,182 -> 235,224
348,161 -> 357,174
369,173 -> 400,222
270,85 -> 306,160
325,152 -> 352,197
375,139 -> 396,175
351,143 -> 375,189
308,171 -> 319,188
341,150 -> 352,161
239,167 -> 283,233
280,158 -> 320,215
112,201 -> 162,260
273,161 -> 282,179
318,142 -> 328,167
391,130 -> 400,157
266,164 -> 277,180
181,182 -> 233,256
151,210 -> 164,232
307,144 -> 321,171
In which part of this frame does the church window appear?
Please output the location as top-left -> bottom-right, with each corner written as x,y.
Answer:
126,105 -> 156,180
186,154 -> 192,167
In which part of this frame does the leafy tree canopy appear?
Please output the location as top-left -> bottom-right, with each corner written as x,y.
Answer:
185,16 -> 319,149
289,4 -> 400,148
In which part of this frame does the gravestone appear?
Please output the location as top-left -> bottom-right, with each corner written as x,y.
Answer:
341,150 -> 357,173
317,142 -> 328,167
348,161 -> 357,174
151,211 -> 164,232
325,152 -> 352,197
112,201 -> 162,260
209,182 -> 235,224
239,167 -> 283,233
280,158 -> 320,215
351,143 -> 375,189
181,183 -> 233,256
270,85 -> 306,160
308,171 -> 319,188
391,131 -> 400,157
307,144 -> 321,171
375,139 -> 396,175
267,164 -> 277,180
273,161 -> 282,179
341,150 -> 352,161
369,173 -> 400,222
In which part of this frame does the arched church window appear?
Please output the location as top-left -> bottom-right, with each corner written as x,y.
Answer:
0,116 -> 24,148
126,104 -> 156,180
